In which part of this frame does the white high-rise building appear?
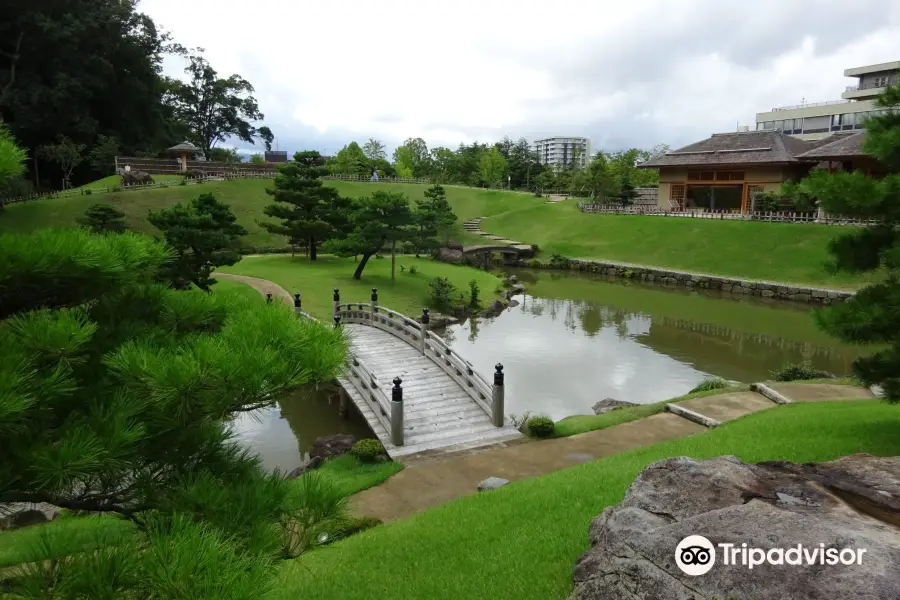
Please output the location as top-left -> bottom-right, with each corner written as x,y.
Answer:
534,137 -> 591,169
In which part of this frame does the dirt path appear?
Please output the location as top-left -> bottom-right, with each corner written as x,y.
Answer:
216,272 -> 293,306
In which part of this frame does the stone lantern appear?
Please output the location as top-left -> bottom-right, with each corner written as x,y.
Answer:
167,141 -> 202,172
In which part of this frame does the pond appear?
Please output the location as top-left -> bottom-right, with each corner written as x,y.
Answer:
234,267 -> 866,471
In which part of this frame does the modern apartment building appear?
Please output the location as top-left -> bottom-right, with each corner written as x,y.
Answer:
755,61 -> 899,141
533,137 -> 591,169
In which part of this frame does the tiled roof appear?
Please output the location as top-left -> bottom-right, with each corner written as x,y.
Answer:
637,131 -> 860,169
794,132 -> 868,160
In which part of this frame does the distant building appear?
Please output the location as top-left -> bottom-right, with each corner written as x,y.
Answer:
755,60 -> 898,141
533,137 -> 591,169
265,151 -> 288,163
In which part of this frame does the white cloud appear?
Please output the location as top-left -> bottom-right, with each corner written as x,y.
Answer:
140,0 -> 900,155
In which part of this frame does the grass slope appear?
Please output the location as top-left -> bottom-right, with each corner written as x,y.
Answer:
216,254 -> 502,320
276,400 -> 900,600
490,200 -> 873,290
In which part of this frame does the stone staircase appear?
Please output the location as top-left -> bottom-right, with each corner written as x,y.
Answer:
462,217 -> 530,248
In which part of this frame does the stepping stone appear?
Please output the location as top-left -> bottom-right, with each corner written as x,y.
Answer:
477,477 -> 509,491
675,391 -> 776,423
765,383 -> 876,402
567,452 -> 595,464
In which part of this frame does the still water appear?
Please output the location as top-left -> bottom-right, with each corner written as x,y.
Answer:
235,268 -> 864,471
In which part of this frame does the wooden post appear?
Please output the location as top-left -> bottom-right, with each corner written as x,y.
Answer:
333,288 -> 340,320
420,308 -> 430,355
815,201 -> 826,224
391,377 -> 404,446
338,387 -> 349,419
370,287 -> 378,323
492,363 -> 505,427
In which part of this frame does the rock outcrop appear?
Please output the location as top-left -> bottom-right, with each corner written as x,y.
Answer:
0,503 -> 60,530
591,398 -> 638,415
573,454 -> 900,600
285,455 -> 324,479
435,245 -> 465,265
121,170 -> 154,186
310,434 -> 355,460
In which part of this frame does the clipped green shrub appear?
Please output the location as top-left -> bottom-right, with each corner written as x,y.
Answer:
689,377 -> 729,394
549,253 -> 569,267
321,516 -> 383,545
350,439 -> 385,463
771,362 -> 835,382
429,276 -> 457,311
408,265 -> 418,275
526,416 -> 555,438
83,188 -> 92,195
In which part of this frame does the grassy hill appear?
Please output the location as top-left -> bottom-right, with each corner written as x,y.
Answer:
0,178 -> 872,288
0,179 -> 539,248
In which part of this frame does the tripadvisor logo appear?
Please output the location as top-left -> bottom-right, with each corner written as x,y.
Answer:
675,535 -> 867,576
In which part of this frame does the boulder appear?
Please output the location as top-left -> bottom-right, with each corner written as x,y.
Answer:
0,503 -> 60,530
435,245 -> 465,265
310,434 -> 355,460
591,398 -> 638,415
285,454 -> 324,479
573,454 -> 900,600
480,299 -> 507,318
506,275 -> 518,285
121,170 -> 154,186
419,312 -> 459,328
477,477 -> 509,492
445,241 -> 464,251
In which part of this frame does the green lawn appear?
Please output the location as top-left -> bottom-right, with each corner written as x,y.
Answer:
553,384 -> 749,437
213,277 -> 268,303
489,199 -> 874,290
216,254 -> 503,320
275,400 -> 900,600
0,179 -> 537,248
0,455 -> 402,571
75,174 -> 184,190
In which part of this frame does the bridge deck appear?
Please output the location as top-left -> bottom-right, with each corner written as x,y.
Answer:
340,324 -> 522,458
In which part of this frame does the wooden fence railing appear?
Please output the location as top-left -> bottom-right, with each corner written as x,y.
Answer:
289,288 -> 506,446
576,202 -> 878,226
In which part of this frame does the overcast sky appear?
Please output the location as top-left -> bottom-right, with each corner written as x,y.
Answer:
141,0 -> 900,157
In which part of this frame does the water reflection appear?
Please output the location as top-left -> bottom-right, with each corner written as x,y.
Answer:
441,270 -> 863,420
230,386 -> 371,473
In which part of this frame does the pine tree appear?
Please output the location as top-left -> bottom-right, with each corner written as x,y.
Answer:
79,203 -> 127,233
798,84 -> 900,398
412,184 -> 457,254
262,151 -> 351,260
149,193 -> 248,291
0,228 -> 349,597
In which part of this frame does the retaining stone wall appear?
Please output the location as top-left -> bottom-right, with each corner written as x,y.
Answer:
541,259 -> 853,305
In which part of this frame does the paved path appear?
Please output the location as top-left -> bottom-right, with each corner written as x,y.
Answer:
351,383 -> 877,522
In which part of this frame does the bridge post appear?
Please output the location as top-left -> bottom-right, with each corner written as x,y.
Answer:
391,377 -> 404,446
333,314 -> 342,328
370,288 -> 378,323
337,387 -> 349,419
492,363 -> 505,427
420,308 -> 430,355
333,288 -> 340,319
293,293 -> 302,315
266,293 -> 273,304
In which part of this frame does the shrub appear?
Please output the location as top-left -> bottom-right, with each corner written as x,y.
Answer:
320,516 -> 383,545
350,439 -> 385,463
530,243 -> 540,253
526,416 -> 555,438
549,253 -> 569,267
468,279 -> 480,308
689,377 -> 729,394
771,362 -> 835,382
528,259 -> 543,268
408,265 -> 418,275
429,276 -> 457,311
508,411 -> 533,431
83,188 -> 92,195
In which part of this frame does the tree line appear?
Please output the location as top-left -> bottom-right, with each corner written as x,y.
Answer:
0,2 -> 275,193
329,136 -> 669,199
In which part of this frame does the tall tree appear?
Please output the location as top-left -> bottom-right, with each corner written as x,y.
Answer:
324,190 -> 414,280
796,85 -> 900,399
0,121 -> 26,187
149,193 -> 248,291
585,151 -> 616,200
393,137 -> 431,178
330,141 -> 371,176
209,147 -> 242,163
37,135 -> 85,189
362,137 -> 386,161
507,137 -> 542,189
393,145 -> 415,178
478,147 -> 508,188
0,227 -> 348,598
257,125 -> 274,152
165,52 -> 264,159
87,134 -> 120,176
1,1 -> 185,185
262,151 -> 351,260
429,146 -> 455,184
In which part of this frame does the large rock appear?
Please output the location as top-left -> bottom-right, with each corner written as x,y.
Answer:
0,503 -> 60,530
121,170 -> 154,186
285,454 -> 324,479
435,245 -> 465,264
591,398 -> 638,415
573,454 -> 900,600
310,434 -> 356,460
477,477 -> 509,491
480,299 -> 507,318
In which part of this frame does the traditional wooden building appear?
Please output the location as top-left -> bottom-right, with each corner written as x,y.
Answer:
793,131 -> 888,176
638,131 -> 860,213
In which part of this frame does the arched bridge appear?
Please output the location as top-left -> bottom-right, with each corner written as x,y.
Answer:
293,288 -> 523,459
462,244 -> 534,256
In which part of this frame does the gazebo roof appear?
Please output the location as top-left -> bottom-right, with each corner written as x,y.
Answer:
167,141 -> 201,153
